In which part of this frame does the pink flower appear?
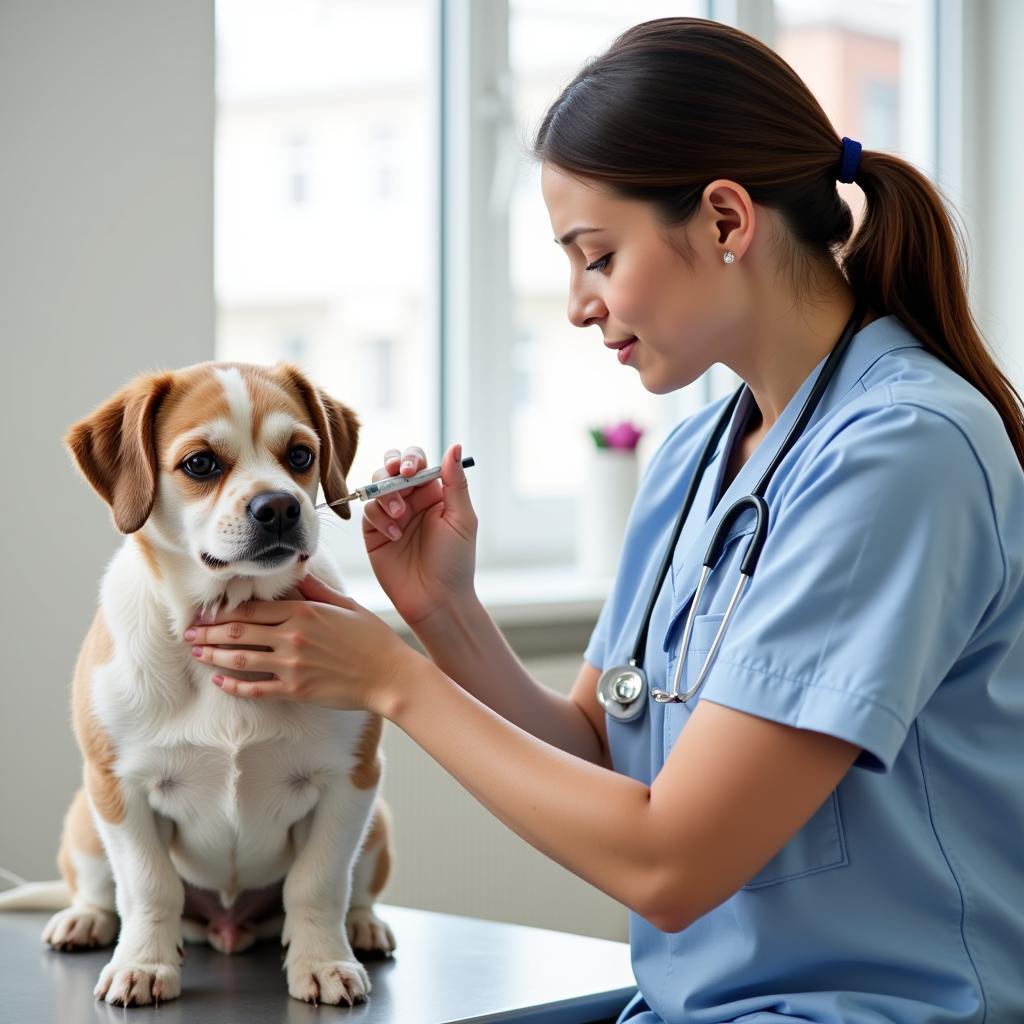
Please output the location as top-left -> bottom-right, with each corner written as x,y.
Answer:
602,421 -> 643,451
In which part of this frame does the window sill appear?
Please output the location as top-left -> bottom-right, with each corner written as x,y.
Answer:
343,566 -> 610,659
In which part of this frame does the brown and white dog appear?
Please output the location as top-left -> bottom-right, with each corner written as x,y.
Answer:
9,362 -> 394,1007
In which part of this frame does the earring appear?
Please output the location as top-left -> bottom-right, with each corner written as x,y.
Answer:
722,250 -> 736,265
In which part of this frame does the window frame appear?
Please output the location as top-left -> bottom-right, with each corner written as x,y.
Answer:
216,0 -> 952,586
440,0 -> 719,568
443,0 -> 947,570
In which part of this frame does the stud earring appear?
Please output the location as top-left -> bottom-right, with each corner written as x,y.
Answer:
722,250 -> 736,265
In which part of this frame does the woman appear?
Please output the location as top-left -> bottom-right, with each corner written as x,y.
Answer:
186,19 -> 1024,1023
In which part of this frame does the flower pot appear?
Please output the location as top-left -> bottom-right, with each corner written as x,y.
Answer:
577,447 -> 639,578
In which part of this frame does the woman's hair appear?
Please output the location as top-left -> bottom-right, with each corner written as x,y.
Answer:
533,17 -> 1024,469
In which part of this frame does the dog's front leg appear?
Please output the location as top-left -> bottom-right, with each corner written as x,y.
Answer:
282,777 -> 375,1006
89,787 -> 184,1006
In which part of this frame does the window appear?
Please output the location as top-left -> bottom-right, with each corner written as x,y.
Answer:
284,133 -> 311,205
364,338 -> 396,410
368,124 -> 400,200
215,0 -> 437,573
281,333 -> 309,362
446,1 -> 709,569
862,80 -> 900,151
774,0 -> 936,225
507,0 -> 709,504
216,0 -> 938,582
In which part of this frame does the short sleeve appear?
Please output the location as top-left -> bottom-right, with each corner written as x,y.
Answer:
704,399 -> 1005,772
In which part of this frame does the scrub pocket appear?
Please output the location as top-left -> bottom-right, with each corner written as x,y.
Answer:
741,790 -> 847,889
662,614 -> 848,889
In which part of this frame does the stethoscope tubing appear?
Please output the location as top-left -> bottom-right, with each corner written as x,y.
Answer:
605,298 -> 869,713
652,497 -> 765,703
623,386 -> 745,673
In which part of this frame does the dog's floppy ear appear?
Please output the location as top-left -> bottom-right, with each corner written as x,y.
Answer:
65,372 -> 174,534
277,364 -> 360,520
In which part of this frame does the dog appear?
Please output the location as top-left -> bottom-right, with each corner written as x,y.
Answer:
17,361 -> 394,1006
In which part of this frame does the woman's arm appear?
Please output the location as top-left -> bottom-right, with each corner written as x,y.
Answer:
350,443 -> 609,764
383,658 -> 859,931
408,594 -> 611,767
189,583 -> 860,931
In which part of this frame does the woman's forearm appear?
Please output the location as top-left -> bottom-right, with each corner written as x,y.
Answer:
408,595 -> 605,764
382,659 -> 661,921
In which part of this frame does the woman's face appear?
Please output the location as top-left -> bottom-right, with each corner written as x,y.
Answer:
541,162 -> 745,395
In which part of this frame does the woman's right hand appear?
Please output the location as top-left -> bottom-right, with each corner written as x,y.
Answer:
360,442 -> 478,628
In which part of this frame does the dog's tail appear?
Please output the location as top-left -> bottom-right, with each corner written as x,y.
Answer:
0,877 -> 71,911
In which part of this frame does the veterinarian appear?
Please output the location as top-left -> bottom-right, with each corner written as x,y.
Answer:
186,18 -> 1024,1023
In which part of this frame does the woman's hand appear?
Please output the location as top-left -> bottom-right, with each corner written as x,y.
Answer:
360,442 -> 478,627
184,574 -> 417,715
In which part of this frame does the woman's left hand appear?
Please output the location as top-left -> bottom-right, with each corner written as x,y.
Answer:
184,574 -> 414,715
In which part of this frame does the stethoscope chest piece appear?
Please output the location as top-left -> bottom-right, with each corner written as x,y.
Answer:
596,663 -> 648,722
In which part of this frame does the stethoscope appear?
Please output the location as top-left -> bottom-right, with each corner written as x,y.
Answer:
596,299 -> 868,722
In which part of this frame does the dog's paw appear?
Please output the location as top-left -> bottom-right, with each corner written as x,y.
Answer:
42,907 -> 118,950
94,961 -> 182,1006
286,955 -> 371,1006
346,906 -> 396,956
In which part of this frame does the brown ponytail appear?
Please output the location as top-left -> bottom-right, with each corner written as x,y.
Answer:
533,17 -> 1024,470
843,151 -> 1024,468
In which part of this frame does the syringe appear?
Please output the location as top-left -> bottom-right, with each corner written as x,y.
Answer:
315,457 -> 475,509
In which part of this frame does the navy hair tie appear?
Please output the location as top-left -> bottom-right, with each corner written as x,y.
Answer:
838,136 -> 862,184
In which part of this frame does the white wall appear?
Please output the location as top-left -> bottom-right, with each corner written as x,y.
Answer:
0,0 -> 215,891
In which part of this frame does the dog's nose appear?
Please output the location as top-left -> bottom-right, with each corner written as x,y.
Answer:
248,491 -> 301,536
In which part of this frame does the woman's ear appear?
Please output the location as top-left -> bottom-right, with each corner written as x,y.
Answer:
276,363 -> 360,519
64,372 -> 175,534
701,179 -> 756,261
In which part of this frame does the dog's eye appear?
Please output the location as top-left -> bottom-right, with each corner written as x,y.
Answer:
181,452 -> 221,479
288,445 -> 315,471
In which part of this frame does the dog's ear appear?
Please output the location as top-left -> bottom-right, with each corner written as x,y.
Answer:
65,372 -> 175,534
276,364 -> 360,520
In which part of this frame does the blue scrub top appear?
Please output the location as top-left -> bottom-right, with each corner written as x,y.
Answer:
585,315 -> 1024,1024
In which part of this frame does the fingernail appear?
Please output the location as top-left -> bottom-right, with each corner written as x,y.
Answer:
183,628 -> 197,642
454,443 -> 462,461
387,525 -> 401,541
191,646 -> 203,658
212,676 -> 224,687
388,500 -> 401,515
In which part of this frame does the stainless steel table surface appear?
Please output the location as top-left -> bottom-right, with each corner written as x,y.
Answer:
0,905 -> 636,1024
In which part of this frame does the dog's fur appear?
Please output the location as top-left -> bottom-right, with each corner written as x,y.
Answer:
36,362 -> 393,1007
